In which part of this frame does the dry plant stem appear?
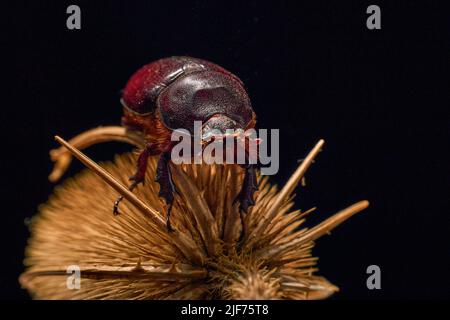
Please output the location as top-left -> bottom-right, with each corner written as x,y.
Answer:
49,126 -> 145,182
21,263 -> 207,282
280,277 -> 339,299
256,200 -> 369,260
54,136 -> 204,265
244,139 -> 325,247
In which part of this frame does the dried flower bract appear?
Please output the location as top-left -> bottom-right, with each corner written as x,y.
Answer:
20,134 -> 368,300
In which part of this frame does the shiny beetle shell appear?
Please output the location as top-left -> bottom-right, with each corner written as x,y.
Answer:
121,56 -> 254,134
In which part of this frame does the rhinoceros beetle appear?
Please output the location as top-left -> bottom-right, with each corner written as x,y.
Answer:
115,56 -> 258,231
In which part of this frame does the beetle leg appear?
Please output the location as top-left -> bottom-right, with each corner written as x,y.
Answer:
113,180 -> 140,215
234,164 -> 258,214
113,145 -> 153,215
155,151 -> 176,232
234,164 -> 258,241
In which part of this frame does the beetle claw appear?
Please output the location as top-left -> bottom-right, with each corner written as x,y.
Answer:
112,148 -> 149,215
112,179 -> 143,215
166,203 -> 175,232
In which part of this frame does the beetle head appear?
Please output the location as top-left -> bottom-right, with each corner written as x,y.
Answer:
200,114 -> 241,141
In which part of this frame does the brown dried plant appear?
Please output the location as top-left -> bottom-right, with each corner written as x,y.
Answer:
20,127 -> 368,299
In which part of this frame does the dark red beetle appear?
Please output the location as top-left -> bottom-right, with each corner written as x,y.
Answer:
116,56 -> 258,230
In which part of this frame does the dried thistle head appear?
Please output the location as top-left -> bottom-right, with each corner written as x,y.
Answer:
20,136 -> 368,300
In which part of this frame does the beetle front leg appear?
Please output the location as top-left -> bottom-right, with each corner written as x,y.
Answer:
113,144 -> 154,215
234,164 -> 258,213
155,151 -> 176,232
233,163 -> 258,240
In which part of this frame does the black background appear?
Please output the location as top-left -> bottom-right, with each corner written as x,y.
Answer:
2,0 -> 449,300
